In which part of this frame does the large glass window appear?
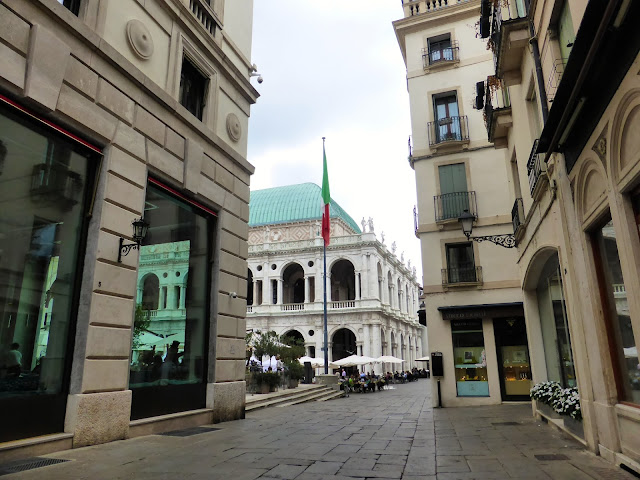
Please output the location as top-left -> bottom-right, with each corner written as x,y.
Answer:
452,320 -> 489,396
0,103 -> 95,441
593,219 -> 639,405
129,182 -> 213,419
446,243 -> 476,283
536,253 -> 576,388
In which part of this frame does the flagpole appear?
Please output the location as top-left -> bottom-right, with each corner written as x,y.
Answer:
322,137 -> 329,375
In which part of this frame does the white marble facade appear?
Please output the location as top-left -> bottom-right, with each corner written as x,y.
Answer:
246,220 -> 426,374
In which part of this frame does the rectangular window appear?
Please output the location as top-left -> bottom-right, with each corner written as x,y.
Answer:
428,34 -> 453,64
438,163 -> 468,220
433,93 -> 461,143
446,243 -> 476,283
452,320 -> 489,396
58,0 -> 81,16
256,280 -> 263,305
130,182 -> 214,419
179,57 -> 208,121
272,279 -> 278,304
557,2 -> 575,65
593,218 -> 639,405
0,101 -> 97,441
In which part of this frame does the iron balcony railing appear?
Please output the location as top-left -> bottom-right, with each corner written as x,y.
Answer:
442,265 -> 483,286
402,0 -> 469,17
422,42 -> 460,68
434,191 -> 477,222
527,139 -> 546,196
427,115 -> 469,146
483,77 -> 511,141
511,197 -> 524,234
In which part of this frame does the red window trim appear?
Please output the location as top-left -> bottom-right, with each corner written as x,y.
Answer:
0,94 -> 102,154
149,177 -> 217,217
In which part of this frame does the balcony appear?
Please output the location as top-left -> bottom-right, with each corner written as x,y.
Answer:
434,191 -> 477,223
402,0 -> 470,18
422,42 -> 460,70
427,116 -> 469,150
483,77 -> 512,148
442,266 -> 483,287
182,0 -> 219,38
483,1 -> 529,85
527,139 -> 548,199
511,197 -> 525,240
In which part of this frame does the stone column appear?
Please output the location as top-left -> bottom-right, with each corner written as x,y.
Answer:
372,325 -> 382,374
355,272 -> 361,300
304,276 -> 310,303
277,279 -> 283,305
252,280 -> 258,306
363,324 -> 371,358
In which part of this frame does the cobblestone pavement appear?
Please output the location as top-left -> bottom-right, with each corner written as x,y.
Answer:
2,381 -> 636,479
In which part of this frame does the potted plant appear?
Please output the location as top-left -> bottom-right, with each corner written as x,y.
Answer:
285,360 -> 304,388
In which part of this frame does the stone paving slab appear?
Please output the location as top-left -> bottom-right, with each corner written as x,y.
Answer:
1,381 -> 637,480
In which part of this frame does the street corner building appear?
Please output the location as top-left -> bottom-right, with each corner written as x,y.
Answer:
0,0 -> 258,460
394,0 -> 640,474
245,184 -> 426,373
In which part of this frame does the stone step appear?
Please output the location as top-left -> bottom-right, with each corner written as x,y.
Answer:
246,385 -> 332,412
276,388 -> 341,407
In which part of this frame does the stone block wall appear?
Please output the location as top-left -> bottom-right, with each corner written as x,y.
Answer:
0,0 -> 256,448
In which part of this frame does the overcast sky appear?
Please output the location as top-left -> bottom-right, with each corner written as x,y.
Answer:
247,2 -> 423,281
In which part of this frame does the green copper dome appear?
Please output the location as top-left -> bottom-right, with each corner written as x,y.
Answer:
249,183 -> 361,233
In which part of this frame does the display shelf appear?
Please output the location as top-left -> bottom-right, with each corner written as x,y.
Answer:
455,364 -> 487,369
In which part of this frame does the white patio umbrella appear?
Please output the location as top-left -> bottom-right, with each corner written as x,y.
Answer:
376,355 -> 404,364
333,355 -> 378,367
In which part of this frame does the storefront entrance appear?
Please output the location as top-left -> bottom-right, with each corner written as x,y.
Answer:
493,317 -> 532,401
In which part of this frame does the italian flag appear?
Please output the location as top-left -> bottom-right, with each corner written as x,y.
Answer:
321,141 -> 331,246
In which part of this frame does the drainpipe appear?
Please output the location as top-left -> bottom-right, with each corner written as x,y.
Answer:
525,0 -> 549,124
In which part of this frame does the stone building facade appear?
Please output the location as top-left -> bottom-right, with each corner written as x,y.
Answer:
471,0 -> 640,472
394,0 -> 528,408
0,0 -> 257,460
246,184 -> 426,373
397,0 -> 640,474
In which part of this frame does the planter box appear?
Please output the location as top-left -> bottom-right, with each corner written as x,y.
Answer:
288,379 -> 299,389
563,415 -> 584,438
259,383 -> 270,394
536,400 -> 561,419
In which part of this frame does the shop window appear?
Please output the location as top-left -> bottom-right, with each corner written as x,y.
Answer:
452,320 -> 489,396
0,101 -> 96,442
179,56 -> 208,121
536,252 -> 576,387
593,218 -> 640,405
129,182 -> 214,419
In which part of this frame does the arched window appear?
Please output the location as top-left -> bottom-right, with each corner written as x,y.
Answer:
247,269 -> 253,306
332,328 -> 356,361
141,274 -> 159,310
283,263 -> 305,304
330,259 -> 355,301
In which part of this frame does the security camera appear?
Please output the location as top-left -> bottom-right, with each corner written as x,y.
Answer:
229,292 -> 238,298
257,76 -> 263,84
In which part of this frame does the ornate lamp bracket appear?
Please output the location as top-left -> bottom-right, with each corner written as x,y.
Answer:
467,234 -> 516,249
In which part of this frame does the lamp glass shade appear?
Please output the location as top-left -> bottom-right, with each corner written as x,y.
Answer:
458,209 -> 475,237
132,218 -> 149,244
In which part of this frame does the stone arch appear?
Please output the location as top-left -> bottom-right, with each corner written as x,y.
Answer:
331,327 -> 357,361
282,262 -> 305,304
523,246 -> 561,291
282,328 -> 305,344
574,157 -> 608,225
610,88 -> 640,183
140,273 -> 159,310
330,259 -> 355,301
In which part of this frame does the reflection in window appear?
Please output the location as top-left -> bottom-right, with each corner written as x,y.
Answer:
129,185 -> 210,389
452,320 -> 489,396
536,252 -> 576,387
594,220 -> 639,405
0,107 -> 90,398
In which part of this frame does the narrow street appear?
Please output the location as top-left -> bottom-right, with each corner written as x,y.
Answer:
1,381 -> 634,479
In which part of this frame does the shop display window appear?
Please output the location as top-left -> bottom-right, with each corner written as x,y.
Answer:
452,319 -> 489,396
536,253 -> 576,388
593,218 -> 640,405
129,181 -> 214,419
0,102 -> 96,441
